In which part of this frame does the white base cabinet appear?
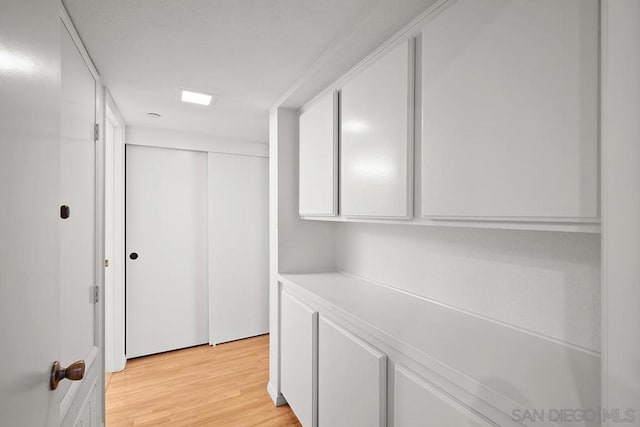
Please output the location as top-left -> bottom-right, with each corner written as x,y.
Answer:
280,291 -> 318,427
318,317 -> 387,427
394,365 -> 492,427
278,273 -> 599,427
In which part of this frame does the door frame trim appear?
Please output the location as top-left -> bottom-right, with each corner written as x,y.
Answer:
59,4 -> 105,425
60,5 -> 99,80
105,91 -> 127,373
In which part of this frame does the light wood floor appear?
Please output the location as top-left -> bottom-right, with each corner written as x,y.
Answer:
106,335 -> 301,426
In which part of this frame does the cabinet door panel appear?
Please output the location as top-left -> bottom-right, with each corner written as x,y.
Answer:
395,365 -> 493,427
341,40 -> 413,219
281,291 -> 317,427
318,317 -> 386,427
299,91 -> 338,216
422,0 -> 598,220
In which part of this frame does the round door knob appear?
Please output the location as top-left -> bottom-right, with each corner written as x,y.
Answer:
50,360 -> 85,390
130,252 -> 138,260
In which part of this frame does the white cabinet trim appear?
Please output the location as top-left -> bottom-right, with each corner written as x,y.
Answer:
300,214 -> 600,233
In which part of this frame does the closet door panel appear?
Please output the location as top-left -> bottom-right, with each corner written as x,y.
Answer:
341,40 -> 413,219
208,153 -> 269,344
421,0 -> 599,220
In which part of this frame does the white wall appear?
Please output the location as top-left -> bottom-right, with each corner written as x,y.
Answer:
335,223 -> 601,352
277,109 -> 335,274
127,127 -> 268,157
268,107 -> 336,405
601,0 -> 640,415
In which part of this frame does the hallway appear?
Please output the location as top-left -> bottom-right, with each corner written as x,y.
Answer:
105,335 -> 300,426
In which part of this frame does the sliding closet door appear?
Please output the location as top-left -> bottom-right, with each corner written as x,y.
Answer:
208,152 -> 269,344
126,145 -> 208,358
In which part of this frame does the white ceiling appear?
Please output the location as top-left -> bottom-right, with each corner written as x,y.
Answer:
63,0 -> 436,143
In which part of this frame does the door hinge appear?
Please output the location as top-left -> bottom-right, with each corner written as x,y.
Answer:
90,285 -> 99,304
94,123 -> 99,142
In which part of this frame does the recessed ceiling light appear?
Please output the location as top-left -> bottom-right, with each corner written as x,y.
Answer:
147,112 -> 162,118
179,88 -> 215,106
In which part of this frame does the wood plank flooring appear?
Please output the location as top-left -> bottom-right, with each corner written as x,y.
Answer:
106,335 -> 301,426
106,372 -> 113,391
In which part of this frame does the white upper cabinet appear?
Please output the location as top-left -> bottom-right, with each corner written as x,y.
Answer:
341,39 -> 414,219
421,0 -> 599,221
299,91 -> 338,217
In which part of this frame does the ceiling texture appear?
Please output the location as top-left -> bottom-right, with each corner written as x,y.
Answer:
64,0 -> 436,144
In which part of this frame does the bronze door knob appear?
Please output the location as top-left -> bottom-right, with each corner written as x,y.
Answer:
50,360 -> 85,390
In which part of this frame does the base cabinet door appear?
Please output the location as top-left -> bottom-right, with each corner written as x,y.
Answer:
394,366 -> 494,427
281,290 -> 317,427
318,317 -> 387,427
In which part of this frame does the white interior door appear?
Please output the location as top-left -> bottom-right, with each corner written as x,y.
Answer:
126,145 -> 208,358
59,17 -> 103,427
0,0 -> 63,425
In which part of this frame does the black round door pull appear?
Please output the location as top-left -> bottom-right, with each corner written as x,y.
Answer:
129,252 -> 138,260
60,205 -> 70,219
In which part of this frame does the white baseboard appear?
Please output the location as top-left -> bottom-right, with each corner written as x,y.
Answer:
267,382 -> 288,406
